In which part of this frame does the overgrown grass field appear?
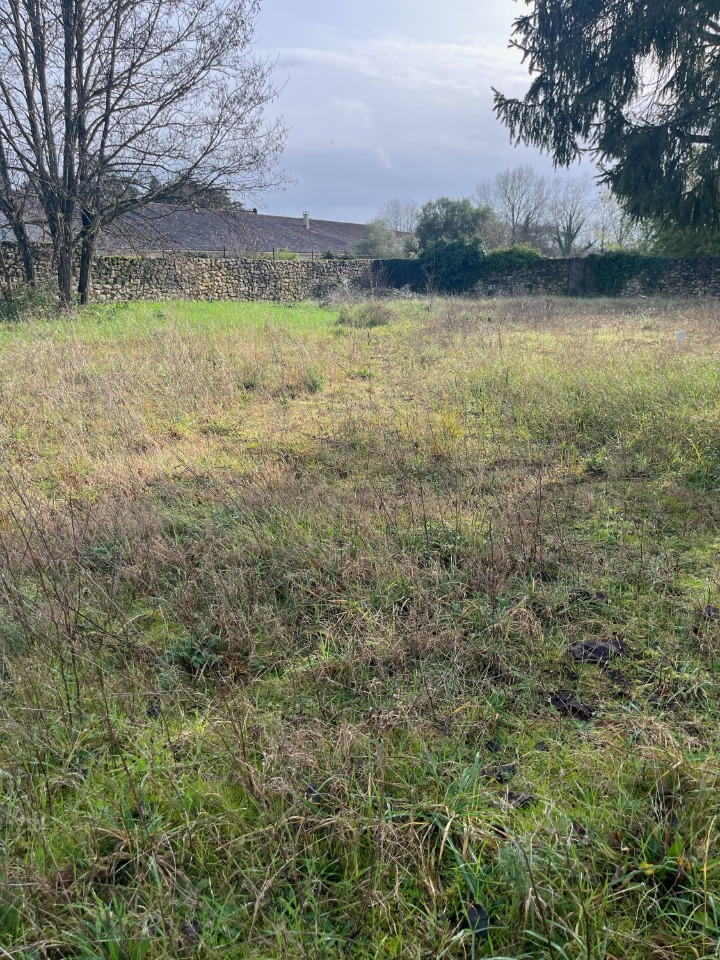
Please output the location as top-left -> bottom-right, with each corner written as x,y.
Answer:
1,295 -> 720,959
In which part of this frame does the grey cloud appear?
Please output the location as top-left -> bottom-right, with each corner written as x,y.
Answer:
257,2 -> 591,221
266,143 -> 567,224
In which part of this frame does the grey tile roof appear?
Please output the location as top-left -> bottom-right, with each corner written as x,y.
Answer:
1,204 -> 369,255
99,204 -> 367,255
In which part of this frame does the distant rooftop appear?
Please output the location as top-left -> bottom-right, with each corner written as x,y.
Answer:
101,205 -> 367,256
1,204 -> 370,257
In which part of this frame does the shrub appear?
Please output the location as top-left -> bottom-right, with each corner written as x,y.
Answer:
372,259 -> 425,290
0,283 -> 56,322
482,244 -> 545,273
347,220 -> 407,259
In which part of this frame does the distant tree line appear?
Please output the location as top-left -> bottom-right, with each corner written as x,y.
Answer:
351,165 -> 646,263
358,0 -> 720,263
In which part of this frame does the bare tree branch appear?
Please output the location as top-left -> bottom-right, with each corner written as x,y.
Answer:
548,176 -> 599,256
477,165 -> 548,247
377,198 -> 419,235
0,0 -> 286,303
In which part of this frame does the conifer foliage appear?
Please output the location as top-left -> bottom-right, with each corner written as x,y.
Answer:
494,1 -> 720,231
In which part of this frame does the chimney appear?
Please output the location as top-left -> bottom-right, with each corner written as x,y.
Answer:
303,211 -> 310,230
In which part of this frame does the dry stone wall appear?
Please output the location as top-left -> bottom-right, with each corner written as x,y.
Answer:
655,258 -> 720,298
7,242 -> 720,301
474,256 -> 720,298
90,256 -> 375,302
1,243 -> 54,283
0,243 -> 375,302
474,260 -> 574,297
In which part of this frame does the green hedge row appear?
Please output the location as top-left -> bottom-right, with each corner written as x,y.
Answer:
414,241 -> 546,293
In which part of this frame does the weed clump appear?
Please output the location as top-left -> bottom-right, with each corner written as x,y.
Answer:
336,299 -> 394,328
301,366 -> 325,392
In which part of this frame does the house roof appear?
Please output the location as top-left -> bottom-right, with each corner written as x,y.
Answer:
1,204 -> 370,256
99,204 -> 368,256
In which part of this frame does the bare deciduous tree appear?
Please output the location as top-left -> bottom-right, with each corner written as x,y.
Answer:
378,198 -> 419,235
347,220 -> 407,259
477,165 -> 548,247
0,0 -> 285,304
595,192 -> 644,251
478,213 -> 510,251
549,177 -> 598,256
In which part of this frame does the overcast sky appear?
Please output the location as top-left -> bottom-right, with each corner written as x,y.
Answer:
254,0 -> 592,222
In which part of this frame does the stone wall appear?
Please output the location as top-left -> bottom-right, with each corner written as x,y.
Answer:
376,256 -> 720,298
655,258 -> 720,298
0,242 -> 54,283
90,255 -> 376,302
474,260 -> 574,297
7,242 -> 720,301
0,243 -> 376,302
474,256 -> 720,298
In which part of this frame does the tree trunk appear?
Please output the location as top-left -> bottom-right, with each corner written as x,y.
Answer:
2,216 -> 37,286
57,240 -> 73,306
0,244 -> 13,299
17,234 -> 36,287
78,232 -> 95,304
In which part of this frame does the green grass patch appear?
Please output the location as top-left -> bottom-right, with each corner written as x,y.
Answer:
1,295 -> 719,958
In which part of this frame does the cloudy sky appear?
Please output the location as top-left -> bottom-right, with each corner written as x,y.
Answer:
254,0 -> 591,222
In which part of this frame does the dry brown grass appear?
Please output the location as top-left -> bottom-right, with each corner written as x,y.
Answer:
1,295 -> 720,958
